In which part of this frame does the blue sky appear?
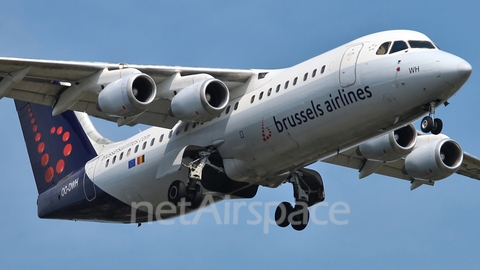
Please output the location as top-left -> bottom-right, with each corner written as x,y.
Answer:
1,0 -> 480,269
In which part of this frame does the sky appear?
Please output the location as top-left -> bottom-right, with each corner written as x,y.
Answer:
0,0 -> 480,269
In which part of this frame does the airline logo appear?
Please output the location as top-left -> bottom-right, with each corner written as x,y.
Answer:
261,118 -> 272,141
25,103 -> 74,183
128,155 -> 145,169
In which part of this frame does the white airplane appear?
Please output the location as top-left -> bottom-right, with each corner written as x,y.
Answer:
0,30 -> 477,231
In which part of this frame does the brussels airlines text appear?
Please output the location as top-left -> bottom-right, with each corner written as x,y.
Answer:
274,86 -> 372,133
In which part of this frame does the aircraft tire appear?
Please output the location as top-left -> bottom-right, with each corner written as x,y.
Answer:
421,116 -> 433,133
275,202 -> 293,228
168,180 -> 186,205
291,203 -> 309,231
431,118 -> 443,135
187,184 -> 204,209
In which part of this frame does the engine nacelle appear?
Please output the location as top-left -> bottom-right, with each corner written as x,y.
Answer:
356,124 -> 417,161
97,73 -> 157,117
170,78 -> 229,122
403,136 -> 463,181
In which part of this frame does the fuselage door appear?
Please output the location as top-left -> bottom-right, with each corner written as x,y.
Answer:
339,44 -> 364,87
83,157 -> 98,201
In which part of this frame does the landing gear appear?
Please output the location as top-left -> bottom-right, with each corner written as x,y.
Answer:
167,149 -> 223,209
421,101 -> 443,135
274,170 -> 325,231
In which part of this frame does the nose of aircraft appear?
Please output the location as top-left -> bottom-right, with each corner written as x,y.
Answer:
440,54 -> 472,87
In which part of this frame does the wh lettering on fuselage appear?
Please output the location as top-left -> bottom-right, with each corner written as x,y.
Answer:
409,66 -> 420,73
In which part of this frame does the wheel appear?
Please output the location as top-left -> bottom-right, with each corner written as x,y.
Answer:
187,184 -> 204,209
421,116 -> 433,133
431,118 -> 443,135
291,203 -> 309,231
168,180 -> 186,205
275,202 -> 293,228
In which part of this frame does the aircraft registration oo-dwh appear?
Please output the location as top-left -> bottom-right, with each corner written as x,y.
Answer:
0,30 -> 477,231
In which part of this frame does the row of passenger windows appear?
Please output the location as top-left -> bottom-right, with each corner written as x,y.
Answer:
376,40 -> 436,55
250,65 -> 327,104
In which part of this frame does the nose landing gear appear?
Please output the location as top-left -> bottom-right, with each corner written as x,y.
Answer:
421,101 -> 443,135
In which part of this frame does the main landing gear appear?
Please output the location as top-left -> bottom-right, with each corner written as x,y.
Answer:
167,149 -> 223,209
274,170 -> 325,231
420,101 -> 443,135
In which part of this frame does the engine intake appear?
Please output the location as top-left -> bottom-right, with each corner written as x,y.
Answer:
98,73 -> 157,117
170,78 -> 229,122
403,137 -> 463,181
357,124 -> 417,162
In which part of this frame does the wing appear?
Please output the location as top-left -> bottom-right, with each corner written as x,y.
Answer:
322,144 -> 480,183
0,57 -> 258,128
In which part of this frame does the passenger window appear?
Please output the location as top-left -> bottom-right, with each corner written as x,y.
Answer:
321,65 -> 326,74
284,81 -> 289,89
150,138 -> 155,146
303,73 -> 308,81
120,152 -> 124,160
293,77 -> 298,86
168,130 -> 173,138
267,88 -> 272,96
175,127 -> 181,136
225,106 -> 230,114
127,148 -> 131,157
259,92 -> 264,100
234,102 -> 239,110
250,95 -> 255,104
105,159 -> 109,168
135,145 -> 139,153
112,156 -> 116,164
142,141 -> 147,150
184,123 -> 189,132
389,41 -> 408,54
276,84 -> 280,93
159,134 -> 164,142
376,42 -> 391,55
312,69 -> 317,78
192,123 -> 197,129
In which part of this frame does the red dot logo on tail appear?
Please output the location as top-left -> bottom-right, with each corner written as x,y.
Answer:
26,104 -> 73,183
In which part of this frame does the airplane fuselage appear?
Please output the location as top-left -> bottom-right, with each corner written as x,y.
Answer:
36,30 -> 471,223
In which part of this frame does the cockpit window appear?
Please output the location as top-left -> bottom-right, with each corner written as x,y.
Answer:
389,40 -> 408,54
376,42 -> 391,55
408,40 -> 436,49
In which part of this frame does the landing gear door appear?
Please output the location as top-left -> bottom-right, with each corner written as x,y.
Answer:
83,157 -> 98,201
339,44 -> 363,87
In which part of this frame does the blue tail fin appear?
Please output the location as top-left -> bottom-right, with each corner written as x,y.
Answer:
15,100 -> 97,194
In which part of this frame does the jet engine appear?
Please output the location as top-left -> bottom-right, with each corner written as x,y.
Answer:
403,137 -> 463,181
97,73 -> 157,117
170,78 -> 229,122
356,124 -> 417,162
